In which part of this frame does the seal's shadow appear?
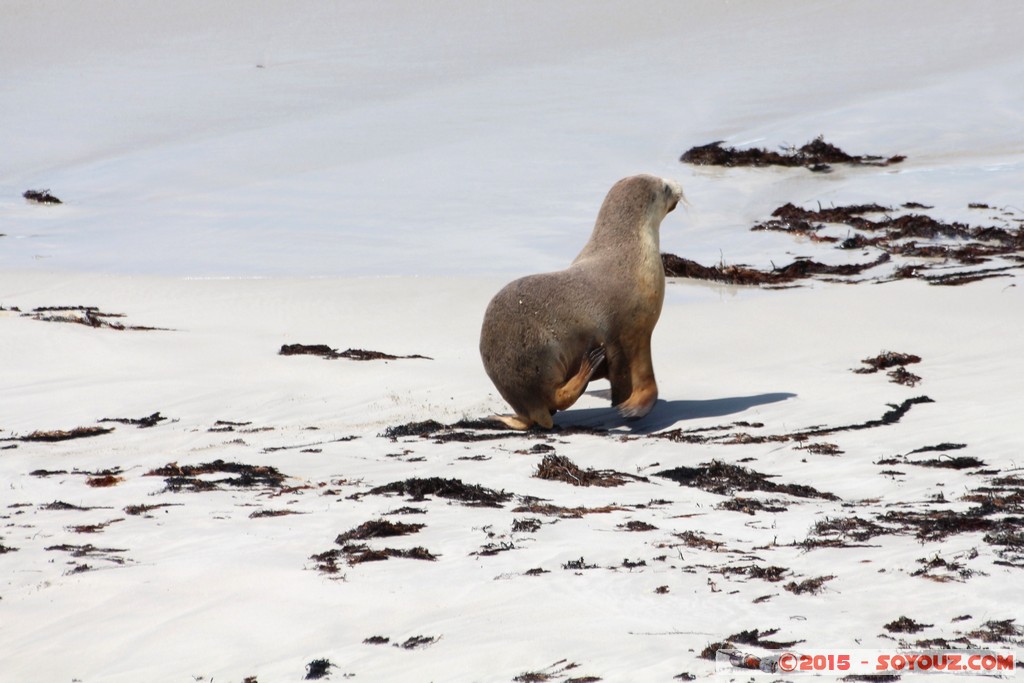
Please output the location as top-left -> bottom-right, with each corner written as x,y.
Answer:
554,390 -> 797,434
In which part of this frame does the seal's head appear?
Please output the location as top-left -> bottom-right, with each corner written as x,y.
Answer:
578,174 -> 683,261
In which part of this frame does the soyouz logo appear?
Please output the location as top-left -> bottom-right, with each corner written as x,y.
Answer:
716,648 -> 1016,676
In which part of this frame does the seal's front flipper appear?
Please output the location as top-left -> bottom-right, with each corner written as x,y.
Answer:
553,345 -> 606,411
491,414 -> 535,430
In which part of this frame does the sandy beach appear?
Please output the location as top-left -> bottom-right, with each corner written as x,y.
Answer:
2,2 -> 1023,681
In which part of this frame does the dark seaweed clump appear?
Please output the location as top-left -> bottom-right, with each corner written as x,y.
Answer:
681,136 -> 904,172
304,658 -> 334,680
655,461 -> 838,500
16,426 -> 114,442
24,189 -> 62,204
145,460 -> 287,492
335,519 -> 425,544
534,453 -> 641,487
311,518 -> 436,572
380,418 -> 523,443
754,203 -> 1024,285
280,343 -> 431,361
665,199 -> 1023,287
99,412 -> 167,428
662,252 -> 889,286
22,305 -> 166,330
361,477 -> 513,507
855,351 -> 922,373
885,616 -> 933,634
854,351 -> 923,386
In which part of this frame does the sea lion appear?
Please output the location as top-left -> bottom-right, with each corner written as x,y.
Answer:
480,173 -> 683,429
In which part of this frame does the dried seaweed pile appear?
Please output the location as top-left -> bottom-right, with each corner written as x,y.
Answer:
673,136 -> 1022,287
311,519 -> 436,572
11,426 -> 114,443
355,476 -> 513,508
534,453 -> 642,487
664,201 -> 1023,287
99,412 -> 167,428
801,501 -> 1023,568
854,351 -> 922,386
654,460 -> 838,500
380,418 -> 608,444
23,189 -> 62,204
755,202 -> 1024,285
680,136 -> 904,172
279,343 -> 431,361
144,460 -> 288,492
662,251 -> 889,287
20,305 -> 166,330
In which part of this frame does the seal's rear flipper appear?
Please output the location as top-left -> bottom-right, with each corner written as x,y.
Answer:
618,402 -> 653,420
583,345 -> 607,378
616,385 -> 657,420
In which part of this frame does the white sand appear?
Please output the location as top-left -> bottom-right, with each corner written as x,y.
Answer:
2,2 -> 1023,681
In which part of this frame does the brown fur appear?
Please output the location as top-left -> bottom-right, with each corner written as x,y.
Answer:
480,174 -> 683,429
